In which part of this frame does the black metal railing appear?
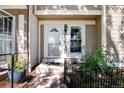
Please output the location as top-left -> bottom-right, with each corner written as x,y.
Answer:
64,58 -> 124,88
0,52 -> 28,88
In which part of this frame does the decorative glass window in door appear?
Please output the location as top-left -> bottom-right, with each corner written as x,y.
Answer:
70,26 -> 81,52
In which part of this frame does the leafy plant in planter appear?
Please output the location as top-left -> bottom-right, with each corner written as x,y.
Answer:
8,58 -> 27,83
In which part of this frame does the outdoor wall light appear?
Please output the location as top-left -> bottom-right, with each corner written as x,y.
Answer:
64,24 -> 68,32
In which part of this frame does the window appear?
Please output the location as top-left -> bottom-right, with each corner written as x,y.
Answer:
0,17 -> 3,34
0,17 -> 13,54
70,26 -> 81,53
4,17 -> 8,35
0,40 -> 3,53
8,17 -> 12,36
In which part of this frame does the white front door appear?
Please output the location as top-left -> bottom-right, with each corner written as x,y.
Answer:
44,24 -> 64,58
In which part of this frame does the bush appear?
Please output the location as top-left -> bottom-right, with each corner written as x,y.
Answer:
81,48 -> 108,74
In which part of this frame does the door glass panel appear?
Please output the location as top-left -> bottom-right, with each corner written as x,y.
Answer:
70,26 -> 81,53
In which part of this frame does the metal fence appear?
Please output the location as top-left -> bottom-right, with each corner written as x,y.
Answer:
64,58 -> 124,88
0,52 -> 28,88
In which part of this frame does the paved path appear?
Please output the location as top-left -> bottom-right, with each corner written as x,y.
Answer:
31,64 -> 67,88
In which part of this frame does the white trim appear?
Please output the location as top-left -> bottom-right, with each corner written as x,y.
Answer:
39,20 -> 96,25
34,6 -> 102,15
38,22 -> 41,63
101,5 -> 106,49
12,16 -> 16,53
35,10 -> 102,15
28,6 -> 31,72
0,34 -> 13,38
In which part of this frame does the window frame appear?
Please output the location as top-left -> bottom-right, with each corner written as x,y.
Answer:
0,16 -> 13,54
70,26 -> 82,53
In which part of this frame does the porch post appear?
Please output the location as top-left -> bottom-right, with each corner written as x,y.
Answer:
28,5 -> 31,72
101,5 -> 106,50
12,16 -> 16,54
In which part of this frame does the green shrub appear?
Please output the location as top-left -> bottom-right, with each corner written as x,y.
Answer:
82,48 -> 108,74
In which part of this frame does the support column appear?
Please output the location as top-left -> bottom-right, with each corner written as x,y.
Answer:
12,16 -> 16,54
101,5 -> 106,50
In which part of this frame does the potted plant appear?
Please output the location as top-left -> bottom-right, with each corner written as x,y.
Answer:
8,58 -> 27,83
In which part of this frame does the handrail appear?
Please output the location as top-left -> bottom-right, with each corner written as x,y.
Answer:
0,52 -> 28,56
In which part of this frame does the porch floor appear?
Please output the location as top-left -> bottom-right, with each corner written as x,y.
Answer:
0,63 -> 67,88
31,63 -> 67,88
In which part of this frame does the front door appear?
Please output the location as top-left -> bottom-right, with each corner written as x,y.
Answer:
44,24 -> 64,58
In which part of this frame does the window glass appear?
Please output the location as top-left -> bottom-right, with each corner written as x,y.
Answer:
4,17 -> 8,35
8,17 -> 12,36
7,40 -> 12,54
0,40 -> 3,54
70,27 -> 81,53
4,40 -> 7,54
0,17 -> 3,34
0,16 -> 13,54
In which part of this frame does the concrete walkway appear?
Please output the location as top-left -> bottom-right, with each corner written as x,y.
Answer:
31,63 -> 67,88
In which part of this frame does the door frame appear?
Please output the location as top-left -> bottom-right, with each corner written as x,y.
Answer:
38,20 -> 96,60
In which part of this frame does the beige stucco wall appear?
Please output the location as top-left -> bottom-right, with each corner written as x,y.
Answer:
29,6 -> 38,68
96,16 -> 101,48
40,25 -> 44,58
86,25 -> 97,52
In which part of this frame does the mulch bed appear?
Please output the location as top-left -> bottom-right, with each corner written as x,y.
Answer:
0,69 -> 37,88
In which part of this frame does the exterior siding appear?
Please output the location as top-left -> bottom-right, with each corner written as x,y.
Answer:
40,25 -> 44,59
96,16 -> 101,48
86,25 -> 97,52
106,5 -> 124,61
29,6 -> 38,68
